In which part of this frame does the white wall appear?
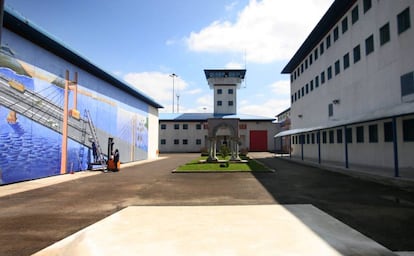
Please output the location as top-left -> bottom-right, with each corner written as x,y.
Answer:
290,0 -> 414,130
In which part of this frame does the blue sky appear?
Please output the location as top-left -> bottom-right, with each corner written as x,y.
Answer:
5,0 -> 333,118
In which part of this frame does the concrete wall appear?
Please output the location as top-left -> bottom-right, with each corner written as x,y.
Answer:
159,120 -> 278,153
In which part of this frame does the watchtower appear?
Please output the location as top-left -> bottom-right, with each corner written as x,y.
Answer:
204,69 -> 246,115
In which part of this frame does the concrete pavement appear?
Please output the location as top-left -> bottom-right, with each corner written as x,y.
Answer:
0,153 -> 413,255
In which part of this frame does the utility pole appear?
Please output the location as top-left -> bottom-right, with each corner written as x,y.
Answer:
176,94 -> 180,113
169,73 -> 177,113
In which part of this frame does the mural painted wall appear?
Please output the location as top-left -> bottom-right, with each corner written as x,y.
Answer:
0,47 -> 149,185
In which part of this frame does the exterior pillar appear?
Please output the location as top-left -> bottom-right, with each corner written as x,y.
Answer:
207,137 -> 217,162
344,125 -> 349,169
392,116 -> 399,177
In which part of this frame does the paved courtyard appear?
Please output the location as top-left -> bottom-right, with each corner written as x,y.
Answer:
0,153 -> 413,255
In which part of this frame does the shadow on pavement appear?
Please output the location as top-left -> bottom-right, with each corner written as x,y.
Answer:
251,154 -> 414,252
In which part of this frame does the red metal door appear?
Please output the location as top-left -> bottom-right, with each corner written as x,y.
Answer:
249,130 -> 268,151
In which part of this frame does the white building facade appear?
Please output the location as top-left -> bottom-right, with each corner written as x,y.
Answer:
159,69 -> 278,153
277,0 -> 414,177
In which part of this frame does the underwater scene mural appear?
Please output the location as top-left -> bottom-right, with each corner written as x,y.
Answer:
0,47 -> 148,185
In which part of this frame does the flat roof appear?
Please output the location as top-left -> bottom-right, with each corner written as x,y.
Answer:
3,6 -> 163,109
204,69 -> 246,80
275,101 -> 414,137
281,0 -> 356,74
160,112 -> 275,122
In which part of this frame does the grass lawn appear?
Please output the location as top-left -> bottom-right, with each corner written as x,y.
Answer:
174,156 -> 273,173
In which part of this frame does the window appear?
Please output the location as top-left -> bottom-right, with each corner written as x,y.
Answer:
363,0 -> 372,13
196,124 -> 202,130
228,101 -> 234,106
322,131 -> 327,144
294,92 -> 297,101
217,89 -> 222,94
305,59 -> 308,69
301,63 -> 304,73
401,71 -> 414,97
327,66 -> 332,80
183,124 -> 188,130
328,103 -> 333,117
403,119 -> 414,141
161,124 -> 166,130
356,126 -> 364,143
310,80 -> 314,91
315,76 -> 319,88
346,127 -> 353,143
320,42 -> 324,55
329,130 -> 334,144
384,122 -> 393,142
228,88 -> 234,94
343,53 -> 350,70
306,84 -> 309,94
161,139 -> 166,145
217,100 -> 222,106
326,34 -> 331,48
335,60 -> 340,75
337,129 -> 343,143
352,5 -> 359,24
353,45 -> 361,63
379,23 -> 390,45
369,124 -> 378,143
342,17 -> 348,34
333,26 -> 339,41
183,139 -> 188,145
298,90 -> 301,99
397,7 -> 411,34
321,71 -> 325,84
309,53 -> 313,65
174,139 -> 179,145
365,34 -> 374,55
307,134 -> 310,144
314,48 -> 318,60
311,133 -> 315,144
301,87 -> 304,97
196,139 -> 202,145
174,124 -> 179,130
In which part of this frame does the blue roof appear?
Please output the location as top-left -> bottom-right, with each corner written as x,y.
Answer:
3,6 -> 163,109
159,113 -> 275,121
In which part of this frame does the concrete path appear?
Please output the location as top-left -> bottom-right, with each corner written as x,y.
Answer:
0,153 -> 413,255
33,205 -> 395,256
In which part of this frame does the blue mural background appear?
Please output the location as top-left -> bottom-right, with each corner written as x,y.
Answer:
0,52 -> 149,185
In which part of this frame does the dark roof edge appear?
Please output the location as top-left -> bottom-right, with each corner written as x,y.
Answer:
281,0 -> 357,74
3,7 -> 163,109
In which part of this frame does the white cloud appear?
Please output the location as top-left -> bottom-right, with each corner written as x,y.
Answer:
239,98 -> 290,117
184,88 -> 203,95
124,71 -> 187,107
269,79 -> 290,96
186,0 -> 333,63
226,1 -> 239,12
225,61 -> 244,69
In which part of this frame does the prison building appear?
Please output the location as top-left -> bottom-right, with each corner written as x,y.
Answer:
159,69 -> 278,153
276,0 -> 414,177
